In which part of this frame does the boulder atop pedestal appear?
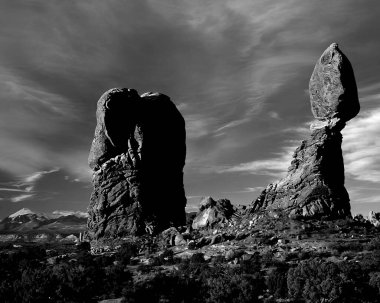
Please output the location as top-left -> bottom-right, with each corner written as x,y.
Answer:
309,43 -> 360,122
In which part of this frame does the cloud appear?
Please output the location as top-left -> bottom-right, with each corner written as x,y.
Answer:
23,168 -> 60,184
215,119 -> 250,133
221,187 -> 264,194
217,145 -> 295,177
186,195 -> 204,199
268,111 -> 280,120
0,188 -> 26,192
0,168 -> 59,203
11,194 -> 34,203
51,210 -> 88,218
348,187 -> 380,205
343,104 -> 380,183
185,114 -> 216,139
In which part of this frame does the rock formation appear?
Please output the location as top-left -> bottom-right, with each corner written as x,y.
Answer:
368,211 -> 380,227
192,197 -> 235,229
251,43 -> 359,218
87,88 -> 186,239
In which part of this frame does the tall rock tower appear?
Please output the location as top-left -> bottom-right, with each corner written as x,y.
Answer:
251,43 -> 359,218
87,88 -> 186,239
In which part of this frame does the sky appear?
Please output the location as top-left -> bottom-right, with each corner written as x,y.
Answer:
1,0 -> 380,218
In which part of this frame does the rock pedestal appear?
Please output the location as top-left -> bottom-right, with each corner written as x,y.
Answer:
87,88 -> 186,239
251,44 -> 359,218
252,121 -> 350,217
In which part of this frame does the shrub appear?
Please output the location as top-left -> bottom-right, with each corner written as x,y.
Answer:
204,266 -> 265,303
267,267 -> 288,299
158,249 -> 174,265
115,242 -> 138,265
328,241 -> 363,254
288,259 -> 377,302
190,252 -> 205,264
369,272 -> 380,296
359,250 -> 380,272
365,237 -> 380,251
123,272 -> 202,303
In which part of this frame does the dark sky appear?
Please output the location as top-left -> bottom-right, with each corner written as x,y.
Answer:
1,0 -> 380,218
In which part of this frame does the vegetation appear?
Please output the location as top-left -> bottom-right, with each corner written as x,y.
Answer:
1,220 -> 380,302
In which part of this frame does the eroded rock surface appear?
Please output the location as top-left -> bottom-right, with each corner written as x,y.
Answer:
251,44 -> 359,218
87,88 -> 186,239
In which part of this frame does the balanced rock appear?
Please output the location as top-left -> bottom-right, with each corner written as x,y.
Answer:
87,88 -> 186,239
309,43 -> 359,122
251,44 -> 359,218
192,197 -> 235,229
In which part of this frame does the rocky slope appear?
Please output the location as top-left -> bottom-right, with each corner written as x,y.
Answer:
87,89 -> 186,240
250,43 -> 359,218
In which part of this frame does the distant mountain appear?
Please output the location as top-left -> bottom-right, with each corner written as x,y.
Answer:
0,208 -> 87,234
51,210 -> 88,219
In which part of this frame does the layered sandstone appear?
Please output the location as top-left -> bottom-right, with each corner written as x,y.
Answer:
87,88 -> 186,239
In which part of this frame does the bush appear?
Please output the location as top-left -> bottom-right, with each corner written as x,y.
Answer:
76,242 -> 91,251
287,259 -> 377,302
369,272 -> 380,296
190,252 -> 205,264
267,266 -> 288,299
206,272 -> 264,303
158,249 -> 174,265
123,272 -> 202,303
359,250 -> 380,272
329,241 -> 363,254
365,237 -> 380,251
115,242 -> 138,265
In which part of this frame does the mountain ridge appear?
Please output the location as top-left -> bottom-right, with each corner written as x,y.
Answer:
0,208 -> 88,234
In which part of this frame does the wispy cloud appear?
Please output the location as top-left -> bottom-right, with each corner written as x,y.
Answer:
221,187 -> 264,194
216,145 -> 295,177
0,168 -> 59,203
23,168 -> 60,185
184,114 -> 216,139
343,105 -> 380,183
10,194 -> 34,203
0,188 -> 26,192
348,187 -> 380,206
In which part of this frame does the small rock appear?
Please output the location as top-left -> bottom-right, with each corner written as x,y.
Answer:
210,234 -> 223,245
241,254 -> 253,261
174,234 -> 186,246
369,211 -> 380,227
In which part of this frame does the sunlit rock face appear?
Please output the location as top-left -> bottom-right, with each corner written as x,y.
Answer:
251,44 -> 359,218
87,88 -> 186,239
